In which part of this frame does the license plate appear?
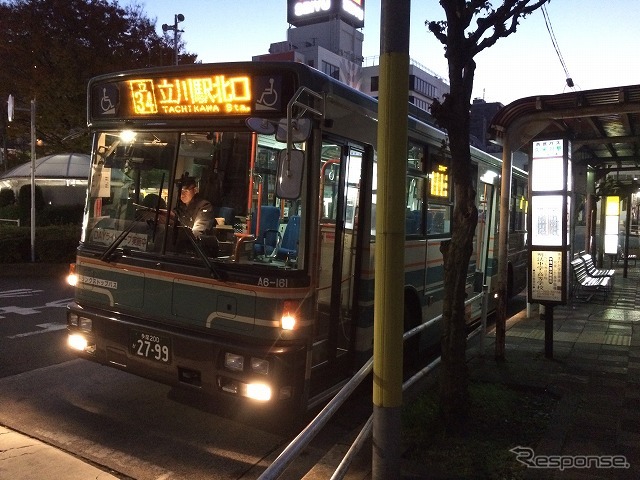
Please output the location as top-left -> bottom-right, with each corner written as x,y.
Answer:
129,329 -> 171,364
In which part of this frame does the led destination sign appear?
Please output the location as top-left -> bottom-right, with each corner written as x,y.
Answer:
430,163 -> 449,198
91,72 -> 290,121
129,75 -> 251,116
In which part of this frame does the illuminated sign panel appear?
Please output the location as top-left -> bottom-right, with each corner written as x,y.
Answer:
528,137 -> 571,305
531,250 -> 564,302
430,163 -> 449,198
287,0 -> 365,28
604,195 -> 620,255
90,71 -> 292,121
531,195 -> 563,246
128,76 -> 251,116
531,139 -> 564,191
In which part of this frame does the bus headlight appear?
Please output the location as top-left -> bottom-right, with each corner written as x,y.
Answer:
67,263 -> 78,287
246,383 -> 272,401
68,334 -> 88,351
250,357 -> 270,375
218,377 -> 273,402
224,352 -> 244,372
68,334 -> 96,354
78,317 -> 93,332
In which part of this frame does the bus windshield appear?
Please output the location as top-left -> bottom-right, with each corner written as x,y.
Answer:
82,129 -> 303,269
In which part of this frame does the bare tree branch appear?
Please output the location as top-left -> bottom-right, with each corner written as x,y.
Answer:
427,1 -> 551,60
473,0 -> 549,55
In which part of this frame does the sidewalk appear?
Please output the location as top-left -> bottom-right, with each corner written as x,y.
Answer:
468,269 -> 640,479
307,266 -> 640,479
0,426 -> 120,480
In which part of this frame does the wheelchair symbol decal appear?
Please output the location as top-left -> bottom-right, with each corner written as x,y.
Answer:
98,85 -> 118,115
256,77 -> 281,111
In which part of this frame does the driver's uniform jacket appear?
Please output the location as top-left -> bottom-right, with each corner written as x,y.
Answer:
177,194 -> 213,236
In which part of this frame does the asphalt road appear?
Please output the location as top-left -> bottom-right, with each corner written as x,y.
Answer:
0,273 -> 76,377
0,272 -> 368,479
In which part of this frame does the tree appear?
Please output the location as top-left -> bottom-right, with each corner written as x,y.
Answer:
0,0 -> 196,162
426,0 -> 548,424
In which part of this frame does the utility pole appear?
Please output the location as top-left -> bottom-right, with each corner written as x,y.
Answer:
7,95 -> 37,262
162,14 -> 185,65
30,99 -> 36,262
372,1 -> 410,478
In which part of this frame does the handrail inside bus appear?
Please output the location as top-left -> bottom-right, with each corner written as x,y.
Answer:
258,291 -> 487,480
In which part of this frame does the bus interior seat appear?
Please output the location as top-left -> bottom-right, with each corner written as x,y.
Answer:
217,206 -> 235,226
277,215 -> 300,260
433,212 -> 445,234
251,206 -> 281,256
141,193 -> 166,210
426,211 -> 433,233
405,209 -> 422,234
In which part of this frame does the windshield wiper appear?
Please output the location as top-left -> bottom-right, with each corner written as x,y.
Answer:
176,225 -> 224,280
99,212 -> 146,262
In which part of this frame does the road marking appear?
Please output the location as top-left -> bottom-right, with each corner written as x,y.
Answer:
45,298 -> 74,308
0,297 -> 73,319
0,306 -> 40,315
8,323 -> 67,339
0,288 -> 44,298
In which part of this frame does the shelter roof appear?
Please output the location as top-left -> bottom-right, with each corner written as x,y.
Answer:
0,153 -> 90,179
489,84 -> 640,177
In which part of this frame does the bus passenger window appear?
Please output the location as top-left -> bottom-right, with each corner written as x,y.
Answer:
405,176 -> 425,236
427,205 -> 450,235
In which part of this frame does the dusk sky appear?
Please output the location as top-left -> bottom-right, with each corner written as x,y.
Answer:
141,0 -> 640,105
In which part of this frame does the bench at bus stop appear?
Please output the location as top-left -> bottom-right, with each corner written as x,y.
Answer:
570,252 -> 614,302
616,246 -> 638,266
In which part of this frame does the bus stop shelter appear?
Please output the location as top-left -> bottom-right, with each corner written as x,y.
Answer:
489,84 -> 640,278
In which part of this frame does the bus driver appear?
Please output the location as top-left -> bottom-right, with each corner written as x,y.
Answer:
175,175 -> 213,237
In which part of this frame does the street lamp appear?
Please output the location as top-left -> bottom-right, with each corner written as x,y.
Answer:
162,13 -> 184,66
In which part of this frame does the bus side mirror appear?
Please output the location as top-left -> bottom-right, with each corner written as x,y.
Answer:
276,150 -> 304,200
276,118 -> 311,143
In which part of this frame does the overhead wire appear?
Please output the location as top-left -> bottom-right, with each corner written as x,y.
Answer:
541,5 -> 576,90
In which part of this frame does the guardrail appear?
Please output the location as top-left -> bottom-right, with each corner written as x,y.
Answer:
258,290 -> 487,480
0,218 -> 20,226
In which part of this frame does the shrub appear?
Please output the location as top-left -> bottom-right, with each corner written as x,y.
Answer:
0,188 -> 15,207
0,204 -> 20,223
38,204 -> 84,225
0,224 -> 81,263
17,185 -> 45,224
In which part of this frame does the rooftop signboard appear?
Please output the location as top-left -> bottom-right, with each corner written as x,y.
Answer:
287,0 -> 365,28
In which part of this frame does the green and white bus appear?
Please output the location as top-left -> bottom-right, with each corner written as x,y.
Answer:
67,61 -> 527,410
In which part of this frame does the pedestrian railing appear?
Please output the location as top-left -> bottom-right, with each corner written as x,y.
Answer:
258,290 -> 487,480
0,218 -> 20,226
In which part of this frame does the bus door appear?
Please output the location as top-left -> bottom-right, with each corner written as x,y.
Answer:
311,142 -> 363,395
477,181 -> 496,286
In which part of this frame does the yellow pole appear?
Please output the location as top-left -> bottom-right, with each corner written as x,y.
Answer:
372,1 -> 410,477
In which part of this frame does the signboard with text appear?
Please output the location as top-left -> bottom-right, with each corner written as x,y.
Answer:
287,0 -> 365,28
528,138 -> 571,305
530,250 -> 564,302
89,68 -> 297,123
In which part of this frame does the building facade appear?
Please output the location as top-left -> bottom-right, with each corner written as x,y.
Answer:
254,0 -> 449,111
